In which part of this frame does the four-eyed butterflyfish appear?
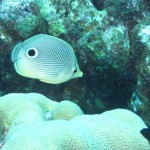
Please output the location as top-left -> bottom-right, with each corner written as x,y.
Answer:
11,34 -> 83,84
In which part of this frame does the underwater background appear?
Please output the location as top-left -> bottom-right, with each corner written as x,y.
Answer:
0,0 -> 150,145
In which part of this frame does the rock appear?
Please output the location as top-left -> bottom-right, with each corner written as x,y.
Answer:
0,0 -> 46,39
130,18 -> 150,123
103,0 -> 147,28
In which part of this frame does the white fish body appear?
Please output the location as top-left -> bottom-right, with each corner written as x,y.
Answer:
11,34 -> 83,84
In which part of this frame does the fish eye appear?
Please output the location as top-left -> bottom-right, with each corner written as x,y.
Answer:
26,48 -> 38,58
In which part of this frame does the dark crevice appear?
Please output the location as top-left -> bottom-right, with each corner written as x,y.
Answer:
90,0 -> 104,11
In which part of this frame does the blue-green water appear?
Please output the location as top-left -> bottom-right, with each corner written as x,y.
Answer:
0,0 -> 150,149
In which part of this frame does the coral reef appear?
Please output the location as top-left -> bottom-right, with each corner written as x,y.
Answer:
1,107 -> 149,150
0,0 -> 45,39
0,93 -> 83,140
0,0 -> 150,124
51,100 -> 83,120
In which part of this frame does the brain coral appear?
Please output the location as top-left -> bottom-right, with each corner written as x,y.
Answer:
1,109 -> 150,150
51,100 -> 84,120
0,93 -> 57,130
0,93 -> 83,135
